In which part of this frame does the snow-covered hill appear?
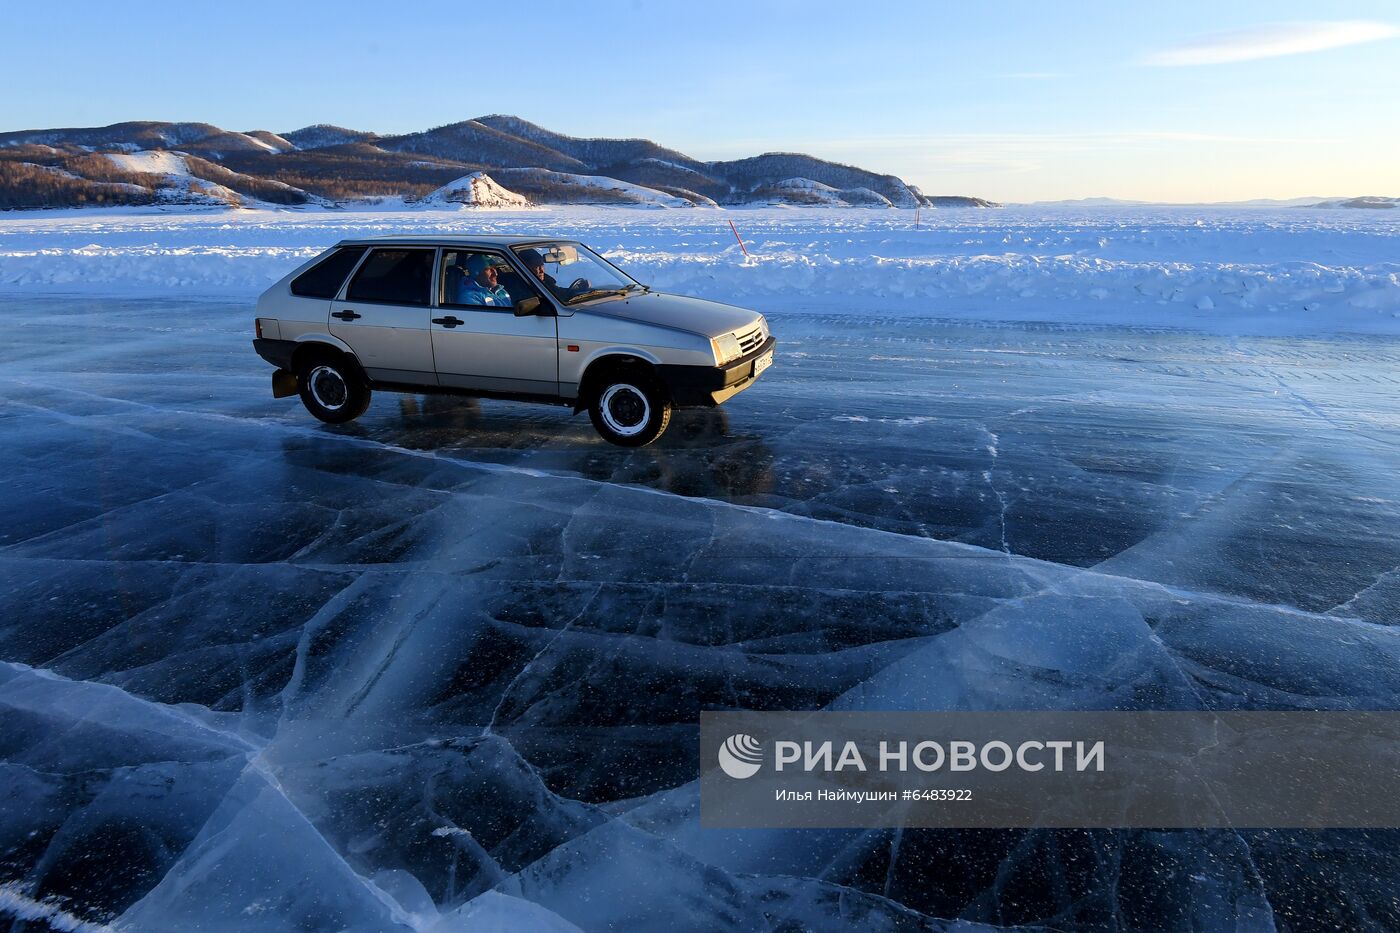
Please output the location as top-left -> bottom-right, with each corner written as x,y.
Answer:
758,178 -> 893,207
415,172 -> 531,208
102,151 -> 240,206
280,124 -> 377,150
491,169 -> 702,208
100,151 -> 317,208
1309,196 -> 1398,210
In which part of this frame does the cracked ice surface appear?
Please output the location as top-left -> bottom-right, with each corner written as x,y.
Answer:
3,295 -> 1400,930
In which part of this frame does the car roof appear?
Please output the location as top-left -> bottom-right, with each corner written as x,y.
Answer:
334,234 -> 570,248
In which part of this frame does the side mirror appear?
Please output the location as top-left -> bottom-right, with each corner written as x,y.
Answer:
514,297 -> 542,317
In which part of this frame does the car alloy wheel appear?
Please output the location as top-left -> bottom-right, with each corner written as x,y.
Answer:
599,383 -> 650,437
308,365 -> 348,411
297,353 -> 371,424
589,376 -> 671,446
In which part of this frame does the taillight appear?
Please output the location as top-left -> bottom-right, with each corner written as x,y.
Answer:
255,318 -> 264,339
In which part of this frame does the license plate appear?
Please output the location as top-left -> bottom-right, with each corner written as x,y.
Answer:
753,350 -> 773,377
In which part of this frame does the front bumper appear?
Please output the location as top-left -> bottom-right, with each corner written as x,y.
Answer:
658,335 -> 776,407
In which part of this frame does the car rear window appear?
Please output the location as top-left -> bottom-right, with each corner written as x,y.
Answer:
290,247 -> 366,298
345,248 -> 435,306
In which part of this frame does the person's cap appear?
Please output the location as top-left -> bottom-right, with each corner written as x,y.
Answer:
465,254 -> 490,275
518,248 -> 545,268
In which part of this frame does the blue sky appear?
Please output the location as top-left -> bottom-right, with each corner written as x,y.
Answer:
4,0 -> 1397,201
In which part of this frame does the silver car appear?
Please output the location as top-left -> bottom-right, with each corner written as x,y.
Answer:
251,236 -> 774,446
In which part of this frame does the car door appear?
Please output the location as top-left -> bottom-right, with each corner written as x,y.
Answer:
329,247 -> 437,384
431,249 -> 559,396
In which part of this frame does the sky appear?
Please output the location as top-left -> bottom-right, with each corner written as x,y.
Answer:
4,0 -> 1398,202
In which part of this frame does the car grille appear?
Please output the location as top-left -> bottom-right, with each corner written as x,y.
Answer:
737,324 -> 765,355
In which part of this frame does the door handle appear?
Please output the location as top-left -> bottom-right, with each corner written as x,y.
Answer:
432,316 -> 464,328
331,309 -> 361,321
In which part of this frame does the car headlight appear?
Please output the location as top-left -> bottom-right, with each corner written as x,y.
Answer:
711,333 -> 741,365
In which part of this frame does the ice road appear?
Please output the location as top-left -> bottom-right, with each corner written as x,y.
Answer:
2,211 -> 1400,930
2,288 -> 1400,924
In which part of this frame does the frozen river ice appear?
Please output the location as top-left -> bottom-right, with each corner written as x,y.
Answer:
2,293 -> 1400,930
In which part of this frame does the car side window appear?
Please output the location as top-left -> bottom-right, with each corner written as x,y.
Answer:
291,246 -> 366,298
441,250 -> 526,310
345,248 -> 434,305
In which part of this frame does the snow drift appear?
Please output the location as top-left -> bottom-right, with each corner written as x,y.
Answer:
0,205 -> 1397,334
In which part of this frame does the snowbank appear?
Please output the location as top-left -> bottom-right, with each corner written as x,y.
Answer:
618,249 -> 1400,334
1,205 -> 1397,334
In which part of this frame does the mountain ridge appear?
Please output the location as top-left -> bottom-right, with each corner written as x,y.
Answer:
0,115 -> 997,211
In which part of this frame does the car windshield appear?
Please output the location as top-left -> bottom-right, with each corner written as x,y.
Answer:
512,242 -> 640,305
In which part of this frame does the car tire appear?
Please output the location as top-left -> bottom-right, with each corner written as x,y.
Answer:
588,375 -> 671,447
297,352 -> 371,424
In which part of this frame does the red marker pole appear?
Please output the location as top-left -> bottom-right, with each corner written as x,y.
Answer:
728,219 -> 750,257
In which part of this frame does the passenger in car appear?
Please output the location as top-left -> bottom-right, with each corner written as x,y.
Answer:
455,254 -> 511,306
443,256 -> 467,300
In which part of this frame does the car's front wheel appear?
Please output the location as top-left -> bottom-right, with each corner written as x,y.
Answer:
589,376 -> 671,446
297,353 -> 371,424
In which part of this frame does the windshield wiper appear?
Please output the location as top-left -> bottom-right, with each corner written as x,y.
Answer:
566,287 -> 631,305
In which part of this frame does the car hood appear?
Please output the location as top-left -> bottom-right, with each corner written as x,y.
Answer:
578,291 -> 761,339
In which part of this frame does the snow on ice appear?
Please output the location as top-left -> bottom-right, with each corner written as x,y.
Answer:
0,205 -> 1397,333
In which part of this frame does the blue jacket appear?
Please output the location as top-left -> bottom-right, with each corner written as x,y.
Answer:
455,280 -> 510,307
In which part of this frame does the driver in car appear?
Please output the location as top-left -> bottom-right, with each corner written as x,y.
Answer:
518,248 -> 558,289
455,254 -> 511,306
518,246 -> 592,302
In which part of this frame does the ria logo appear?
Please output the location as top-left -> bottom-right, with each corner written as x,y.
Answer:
718,733 -> 763,779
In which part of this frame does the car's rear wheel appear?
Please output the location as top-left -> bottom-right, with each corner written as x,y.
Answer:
589,377 -> 671,446
297,352 -> 371,424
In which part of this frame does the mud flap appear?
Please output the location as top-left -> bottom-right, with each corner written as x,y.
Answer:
272,369 -> 298,399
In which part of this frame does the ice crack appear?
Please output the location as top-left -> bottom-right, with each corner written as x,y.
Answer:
980,426 -> 1011,555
